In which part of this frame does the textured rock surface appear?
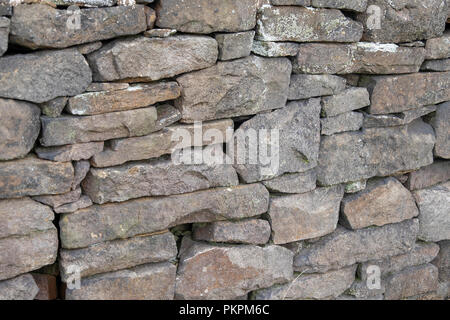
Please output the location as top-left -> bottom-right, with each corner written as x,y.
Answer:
33,188 -> 81,209
10,4 -> 147,49
429,102 -> 450,159
253,265 -> 356,300
312,0 -> 368,11
421,58 -> 450,71
193,219 -> 271,244
0,16 -> 8,56
262,170 -> 316,194
40,107 -> 158,146
87,35 -> 218,82
233,99 -> 321,182
433,241 -> 450,283
407,161 -> 450,191
32,274 -> 58,301
0,274 -> 39,300
66,262 -> 176,300
317,120 -> 435,185
256,6 -> 363,43
175,240 -> 293,299
60,184 -> 269,248
363,105 -> 437,128
293,219 -> 419,273
39,97 -> 68,118
0,49 -> 92,103
155,0 -> 259,33
216,31 -> 254,61
413,182 -> 450,242
60,232 -> 177,281
288,74 -> 346,100
36,142 -> 104,162
321,88 -> 370,116
425,31 -> 450,60
341,177 -> 419,229
0,99 -> 40,161
176,55 -> 291,122
0,156 -> 74,199
321,112 -> 363,135
269,185 -> 344,244
252,41 -> 299,57
54,196 -> 93,214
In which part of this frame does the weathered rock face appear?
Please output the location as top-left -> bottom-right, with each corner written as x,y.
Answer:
288,74 -> 346,100
317,120 -> 435,185
312,0 -> 368,11
421,58 -> 450,72
155,0 -> 259,34
341,177 -> 419,229
255,6 -> 363,43
35,142 -> 104,162
66,262 -> 176,300
361,72 -> 450,114
434,241 -> 450,283
39,97 -> 68,118
363,105 -> 437,128
269,185 -> 344,244
0,99 -> 40,161
87,36 -> 218,82
429,102 -> 450,159
33,188 -> 81,209
60,232 -> 177,281
40,107 -> 158,147
0,16 -> 8,56
91,119 -> 233,167
293,219 -> 419,273
321,112 -> 364,136
356,0 -> 447,43
407,161 -> 450,191
193,219 -> 271,245
262,170 -> 317,194
425,31 -> 450,60
54,195 -> 92,214
253,265 -> 356,300
233,99 -> 321,183
83,155 -> 239,204
252,41 -> 299,57
413,182 -> 450,242
0,49 -> 92,103
216,31 -> 255,61
0,156 -> 74,199
0,274 -> 39,300
32,274 -> 58,301
60,184 -> 269,249
175,240 -> 293,299
294,43 -> 425,74
321,88 -> 370,117
175,55 -> 291,122
10,4 -> 147,49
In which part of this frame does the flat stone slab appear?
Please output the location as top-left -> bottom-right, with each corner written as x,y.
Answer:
35,142 -> 104,162
0,274 -> 39,300
429,101 -> 450,159
262,170 -> 317,194
406,161 -> 450,191
288,74 -> 346,100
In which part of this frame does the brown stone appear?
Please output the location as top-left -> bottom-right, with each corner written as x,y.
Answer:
32,274 -> 58,300
33,188 -> 81,209
429,101 -> 450,159
35,142 -> 104,162
262,170 -> 317,194
425,31 -> 450,60
407,161 -> 450,191
85,82 -> 129,92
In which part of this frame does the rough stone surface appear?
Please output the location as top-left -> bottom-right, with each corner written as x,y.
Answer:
66,262 -> 176,300
288,74 -> 346,100
176,55 -> 291,122
413,181 -> 450,242
361,72 -> 450,114
10,4 -> 147,49
269,185 -> 344,244
91,119 -> 232,167
253,265 -> 356,300
429,102 -> 450,159
60,184 -> 269,249
175,240 -> 293,299
256,6 -> 363,43
233,99 -> 321,183
0,16 -> 8,56
356,0 -> 448,43
67,82 -> 180,116
312,0 -> 368,12
407,161 -> 450,191
0,274 -> 39,300
0,156 -> 74,199
32,274 -> 58,301
0,48 -> 92,103
144,28 -> 177,38
83,155 -> 239,204
293,219 -> 419,273
40,107 -> 158,147
317,120 -> 435,185
193,219 -> 271,245
321,112 -> 363,135
252,41 -> 299,57
425,31 -> 450,60
340,177 -> 419,230
0,98 -> 40,161
60,232 -> 177,281
33,188 -> 81,209
72,161 -> 90,190
36,142 -> 104,162
155,0 -> 259,34
54,195 -> 93,214
345,180 -> 367,194
39,97 -> 68,118
86,82 -> 129,92
421,58 -> 450,71
0,3 -> 11,16
87,35 -> 218,82
216,31 -> 255,61
77,41 -> 103,55
433,241 -> 450,282
321,88 -> 370,116
344,280 -> 385,300
262,170 -> 316,194
363,105 -> 437,128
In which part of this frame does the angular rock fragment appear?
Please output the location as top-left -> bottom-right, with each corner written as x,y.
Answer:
60,184 -> 269,248
429,101 -> 450,159
72,161 -> 90,190
421,58 -> 450,71
252,41 -> 299,57
0,49 -> 92,103
425,31 -> 450,60
67,82 -> 180,116
33,188 -> 81,209
317,120 -> 435,185
86,83 -> 129,93
40,107 -> 158,146
176,55 -> 291,122
35,142 -> 104,162
0,156 -> 74,199
54,196 -> 93,214
32,274 -> 58,300
0,16 -> 8,56
216,31 -> 255,61
407,161 -> 450,191
10,4 -> 147,49
87,35 -> 218,82
0,98 -> 40,161
269,185 -> 344,244
66,262 -> 176,300
321,88 -> 370,117
39,97 -> 68,118
175,240 -> 293,299
344,280 -> 385,300
0,274 -> 39,300
193,219 -> 271,245
0,2 -> 11,16
433,241 -> 450,284
262,170 -> 316,194
321,112 -> 363,136
288,74 -> 346,100
77,41 -> 102,55
293,219 -> 419,273
312,0 -> 368,12
345,180 -> 367,194
341,177 -> 419,230
271,0 -> 310,4
60,232 -> 177,281
363,105 -> 437,128
155,0 -> 259,34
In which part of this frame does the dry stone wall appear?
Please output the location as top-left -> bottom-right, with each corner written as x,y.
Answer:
0,0 -> 449,300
